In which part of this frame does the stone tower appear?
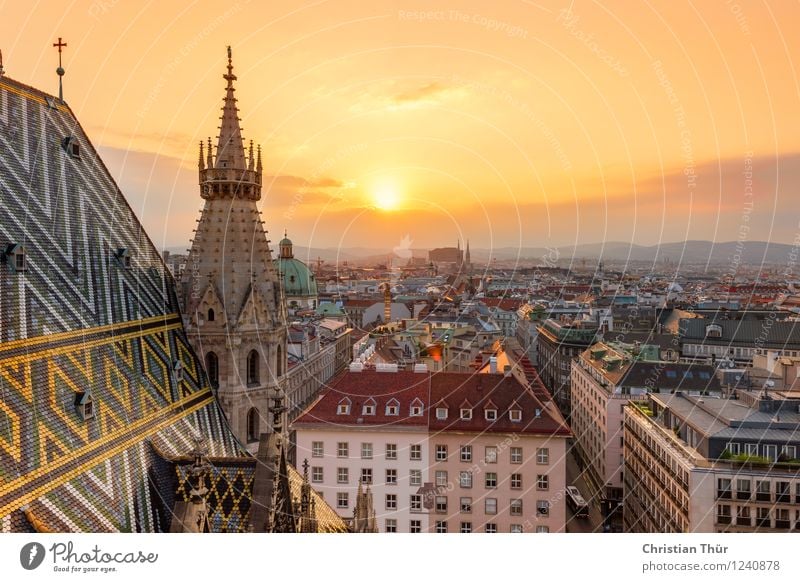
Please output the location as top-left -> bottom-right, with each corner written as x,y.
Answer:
181,47 -> 287,446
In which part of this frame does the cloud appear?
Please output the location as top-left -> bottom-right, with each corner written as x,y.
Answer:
392,82 -> 450,104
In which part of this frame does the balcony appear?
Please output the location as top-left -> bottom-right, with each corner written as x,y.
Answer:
716,515 -> 731,525
716,490 -> 732,500
756,517 -> 771,528
776,493 -> 790,503
755,493 -> 771,502
735,517 -> 751,527
775,520 -> 791,530
736,491 -> 751,501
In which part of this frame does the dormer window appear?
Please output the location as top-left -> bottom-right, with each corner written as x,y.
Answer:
114,248 -> 131,269
410,398 -> 424,417
4,244 -> 26,272
362,398 -> 376,416
74,391 -> 95,421
510,409 -> 522,422
62,136 -> 80,159
385,399 -> 399,416
436,407 -> 448,420
337,398 -> 351,415
173,360 -> 184,383
705,324 -> 723,339
485,408 -> 498,422
460,408 -> 472,420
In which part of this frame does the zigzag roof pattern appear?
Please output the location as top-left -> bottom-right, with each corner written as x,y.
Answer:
0,75 -> 246,532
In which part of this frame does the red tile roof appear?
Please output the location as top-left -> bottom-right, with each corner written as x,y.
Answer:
293,369 -> 569,437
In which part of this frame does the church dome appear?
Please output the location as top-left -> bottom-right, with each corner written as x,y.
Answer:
274,232 -> 318,298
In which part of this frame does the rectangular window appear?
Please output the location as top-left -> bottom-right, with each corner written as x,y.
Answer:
337,467 -> 349,484
436,407 -> 448,420
410,444 -> 422,461
510,447 -> 522,464
511,473 -> 522,490
386,468 -> 397,485
410,495 -> 422,512
485,498 -> 497,515
460,445 -> 472,462
510,409 -> 522,422
459,471 -> 472,488
361,442 -> 373,459
537,500 -> 550,515
337,492 -> 349,509
510,499 -> 523,516
537,447 -> 549,464
410,520 -> 421,533
536,526 -> 550,533
311,467 -> 323,483
385,519 -> 397,533
726,442 -> 740,455
485,472 -> 497,488
745,443 -> 759,456
485,409 -> 497,421
510,524 -> 523,533
410,469 -> 422,487
337,442 -> 349,458
312,441 -> 324,457
435,496 -> 448,513
537,475 -> 549,491
781,445 -> 797,459
385,443 -> 397,460
436,444 -> 448,461
385,494 -> 397,510
460,497 -> 472,513
485,523 -> 497,533
435,520 -> 447,533
460,521 -> 472,533
436,470 -> 448,487
460,408 -> 472,420
485,446 -> 497,464
361,468 -> 372,485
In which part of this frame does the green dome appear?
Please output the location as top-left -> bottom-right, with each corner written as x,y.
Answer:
275,256 -> 318,297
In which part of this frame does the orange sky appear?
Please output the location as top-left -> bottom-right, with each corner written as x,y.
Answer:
2,1 -> 799,252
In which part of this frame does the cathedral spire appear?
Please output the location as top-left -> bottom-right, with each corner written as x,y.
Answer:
198,141 -> 205,171
215,46 -> 246,170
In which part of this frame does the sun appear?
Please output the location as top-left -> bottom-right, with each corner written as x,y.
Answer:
372,184 -> 401,211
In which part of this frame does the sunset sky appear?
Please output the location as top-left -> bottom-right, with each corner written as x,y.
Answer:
2,1 -> 799,253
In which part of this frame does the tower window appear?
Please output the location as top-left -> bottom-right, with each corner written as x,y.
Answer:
247,350 -> 260,385
207,308 -> 215,322
5,244 -> 26,272
74,391 -> 95,420
205,351 -> 219,388
247,407 -> 259,443
173,360 -> 184,383
277,345 -> 283,377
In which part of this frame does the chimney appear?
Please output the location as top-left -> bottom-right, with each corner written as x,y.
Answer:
489,357 -> 498,374
503,365 -> 512,377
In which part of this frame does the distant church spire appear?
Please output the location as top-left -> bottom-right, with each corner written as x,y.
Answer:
215,46 -> 246,170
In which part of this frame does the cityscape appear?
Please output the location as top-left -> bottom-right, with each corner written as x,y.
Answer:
1,0 -> 799,562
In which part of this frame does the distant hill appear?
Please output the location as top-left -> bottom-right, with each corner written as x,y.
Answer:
164,240 -> 796,267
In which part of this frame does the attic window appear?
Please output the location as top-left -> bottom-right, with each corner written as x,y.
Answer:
5,244 -> 26,272
337,398 -> 351,415
385,399 -> 399,416
485,408 -> 498,422
114,248 -> 131,269
62,136 -> 80,159
436,407 -> 448,420
410,398 -> 424,416
510,409 -> 522,422
173,360 -> 184,383
289,275 -> 296,283
74,391 -> 95,420
362,399 -> 376,416
460,408 -> 472,420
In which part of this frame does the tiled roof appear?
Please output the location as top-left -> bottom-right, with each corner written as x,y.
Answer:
0,75 -> 243,532
429,373 -> 570,436
293,370 -> 431,428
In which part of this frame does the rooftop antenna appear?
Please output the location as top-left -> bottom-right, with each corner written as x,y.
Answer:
53,37 -> 67,101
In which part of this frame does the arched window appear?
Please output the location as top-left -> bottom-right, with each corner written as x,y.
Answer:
247,407 -> 259,443
205,351 -> 219,388
277,345 -> 283,377
247,350 -> 260,385
207,308 -> 215,322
